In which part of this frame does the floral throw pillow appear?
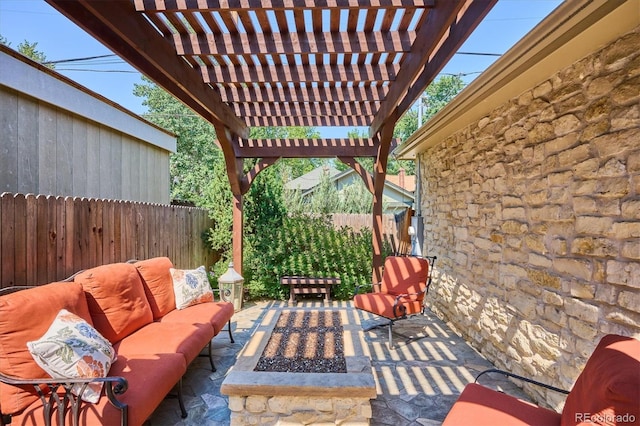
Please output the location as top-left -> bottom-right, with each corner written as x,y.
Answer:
27,309 -> 116,403
171,266 -> 214,309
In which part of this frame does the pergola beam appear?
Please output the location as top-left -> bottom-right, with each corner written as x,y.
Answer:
136,0 -> 435,12
233,138 -> 400,158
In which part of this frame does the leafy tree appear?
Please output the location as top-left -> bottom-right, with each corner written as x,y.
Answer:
422,74 -> 465,118
134,77 -> 219,203
0,37 -> 55,69
394,74 -> 465,140
339,181 -> 373,213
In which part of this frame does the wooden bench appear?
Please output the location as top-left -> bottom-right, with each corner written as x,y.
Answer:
280,276 -> 341,305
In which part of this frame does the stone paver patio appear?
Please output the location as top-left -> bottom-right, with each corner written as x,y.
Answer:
147,300 -> 535,425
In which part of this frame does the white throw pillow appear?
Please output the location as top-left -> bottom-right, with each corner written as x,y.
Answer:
171,266 -> 214,309
27,309 -> 116,403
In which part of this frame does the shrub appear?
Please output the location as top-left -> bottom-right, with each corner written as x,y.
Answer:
243,213 -> 391,301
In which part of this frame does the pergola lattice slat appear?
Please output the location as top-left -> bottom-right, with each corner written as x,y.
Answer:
217,85 -> 390,103
232,101 -> 380,118
201,63 -> 399,84
173,31 -> 416,56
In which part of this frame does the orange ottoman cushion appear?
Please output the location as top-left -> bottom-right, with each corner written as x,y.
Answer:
0,282 -> 92,415
75,263 -> 153,344
443,383 -> 561,426
134,257 -> 176,320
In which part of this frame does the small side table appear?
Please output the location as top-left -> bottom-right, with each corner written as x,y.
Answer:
280,276 -> 341,305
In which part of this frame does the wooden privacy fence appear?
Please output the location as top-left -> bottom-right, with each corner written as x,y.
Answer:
0,193 -> 216,289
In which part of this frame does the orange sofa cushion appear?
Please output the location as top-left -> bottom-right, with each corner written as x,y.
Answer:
114,321 -> 214,365
0,282 -> 92,415
160,301 -> 234,334
442,383 -> 561,426
561,334 -> 640,426
134,257 -> 176,320
74,263 -> 153,344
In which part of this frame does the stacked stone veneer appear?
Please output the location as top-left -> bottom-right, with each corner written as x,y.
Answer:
418,27 -> 639,410
228,395 -> 371,425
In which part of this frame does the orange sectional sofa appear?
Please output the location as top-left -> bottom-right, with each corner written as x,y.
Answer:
442,334 -> 639,426
0,257 -> 235,426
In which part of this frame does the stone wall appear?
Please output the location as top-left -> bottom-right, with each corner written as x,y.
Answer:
418,26 -> 639,409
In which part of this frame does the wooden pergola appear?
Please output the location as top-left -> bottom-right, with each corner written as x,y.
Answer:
45,0 -> 496,281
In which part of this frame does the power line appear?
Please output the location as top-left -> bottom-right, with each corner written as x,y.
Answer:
456,51 -> 501,57
55,68 -> 139,73
43,54 -> 117,65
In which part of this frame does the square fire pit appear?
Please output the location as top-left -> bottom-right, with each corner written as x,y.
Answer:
221,306 -> 376,425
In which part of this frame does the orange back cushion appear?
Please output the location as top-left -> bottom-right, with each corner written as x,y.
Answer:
75,263 -> 153,344
0,282 -> 92,415
135,257 -> 176,320
561,334 -> 640,425
380,256 -> 430,299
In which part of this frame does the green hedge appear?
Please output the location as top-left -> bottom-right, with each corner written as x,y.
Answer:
243,214 -> 391,300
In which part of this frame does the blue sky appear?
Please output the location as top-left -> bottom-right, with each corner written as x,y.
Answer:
0,0 -> 562,137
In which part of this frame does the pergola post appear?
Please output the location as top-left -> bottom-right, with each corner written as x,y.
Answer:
232,192 -> 243,275
372,124 -> 394,283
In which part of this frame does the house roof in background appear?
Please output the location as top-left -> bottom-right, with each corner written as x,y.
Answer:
284,166 -> 342,191
288,166 -> 415,199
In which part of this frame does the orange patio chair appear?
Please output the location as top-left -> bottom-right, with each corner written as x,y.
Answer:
354,255 -> 436,347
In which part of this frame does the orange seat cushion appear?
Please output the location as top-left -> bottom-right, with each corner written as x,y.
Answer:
160,301 -> 234,334
561,334 -> 640,425
354,292 -> 422,319
74,263 -> 153,344
0,282 -> 92,415
114,321 -> 214,365
442,383 -> 561,426
134,257 -> 176,320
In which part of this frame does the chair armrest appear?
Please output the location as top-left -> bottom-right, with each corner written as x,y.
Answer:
391,291 -> 425,318
475,368 -> 570,395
